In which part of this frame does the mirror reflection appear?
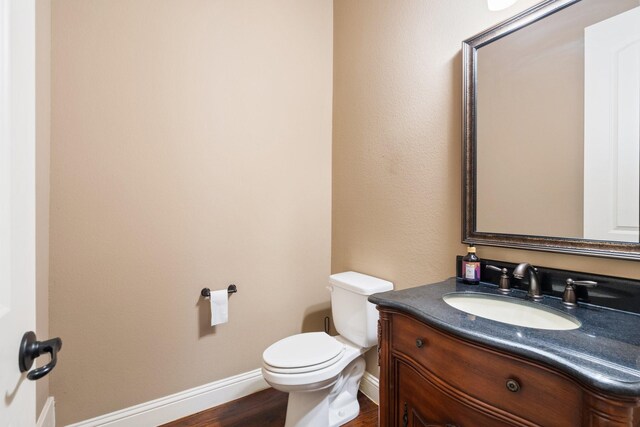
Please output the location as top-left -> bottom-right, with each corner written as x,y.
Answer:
476,0 -> 640,243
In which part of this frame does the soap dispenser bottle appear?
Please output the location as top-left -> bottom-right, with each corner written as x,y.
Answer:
462,245 -> 480,285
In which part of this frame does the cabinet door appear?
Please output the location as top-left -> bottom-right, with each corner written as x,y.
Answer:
397,360 -> 517,427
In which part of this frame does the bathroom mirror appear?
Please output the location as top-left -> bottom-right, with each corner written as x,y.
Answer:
463,0 -> 640,259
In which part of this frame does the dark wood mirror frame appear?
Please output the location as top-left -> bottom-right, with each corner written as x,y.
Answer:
462,0 -> 640,260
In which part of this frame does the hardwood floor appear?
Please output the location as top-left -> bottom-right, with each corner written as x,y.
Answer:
161,388 -> 378,427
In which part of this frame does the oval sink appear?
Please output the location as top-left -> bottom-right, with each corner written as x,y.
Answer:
443,293 -> 581,330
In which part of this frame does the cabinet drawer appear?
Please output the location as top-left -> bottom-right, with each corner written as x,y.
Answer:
391,313 -> 582,427
397,360 -> 516,427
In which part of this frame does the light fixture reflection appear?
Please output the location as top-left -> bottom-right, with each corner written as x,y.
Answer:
487,0 -> 518,11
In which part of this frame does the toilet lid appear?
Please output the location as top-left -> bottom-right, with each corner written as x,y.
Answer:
263,332 -> 345,370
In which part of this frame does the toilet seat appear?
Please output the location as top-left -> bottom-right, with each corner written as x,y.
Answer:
262,335 -> 363,392
263,332 -> 346,374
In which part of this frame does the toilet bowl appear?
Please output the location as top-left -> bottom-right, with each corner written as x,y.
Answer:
262,334 -> 365,426
261,272 -> 393,427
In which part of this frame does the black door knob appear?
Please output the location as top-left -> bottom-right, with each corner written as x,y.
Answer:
18,331 -> 63,381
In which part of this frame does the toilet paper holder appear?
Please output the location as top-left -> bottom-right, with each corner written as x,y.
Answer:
201,285 -> 237,298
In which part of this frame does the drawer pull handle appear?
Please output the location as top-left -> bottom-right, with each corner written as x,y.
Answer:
506,378 -> 521,392
402,402 -> 408,427
416,338 -> 424,348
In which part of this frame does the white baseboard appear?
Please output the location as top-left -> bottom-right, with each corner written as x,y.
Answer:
359,371 -> 379,405
66,369 -> 269,427
66,367 -> 378,427
37,397 -> 56,427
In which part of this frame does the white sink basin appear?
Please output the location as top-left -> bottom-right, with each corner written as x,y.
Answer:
443,293 -> 581,330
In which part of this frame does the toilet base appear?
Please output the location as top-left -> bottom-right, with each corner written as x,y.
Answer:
284,356 -> 366,427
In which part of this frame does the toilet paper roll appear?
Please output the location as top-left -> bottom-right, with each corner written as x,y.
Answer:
209,289 -> 229,326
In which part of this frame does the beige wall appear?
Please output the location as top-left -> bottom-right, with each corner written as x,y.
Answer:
477,4 -> 585,237
50,0 -> 333,424
332,0 -> 640,376
333,0 -> 541,291
36,0 -> 51,418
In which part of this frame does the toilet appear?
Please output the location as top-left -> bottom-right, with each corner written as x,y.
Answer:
261,271 -> 393,427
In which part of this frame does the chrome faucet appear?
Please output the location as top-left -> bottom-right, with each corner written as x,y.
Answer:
513,263 -> 543,301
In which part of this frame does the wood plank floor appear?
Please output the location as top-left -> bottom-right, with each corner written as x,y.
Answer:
161,388 -> 378,427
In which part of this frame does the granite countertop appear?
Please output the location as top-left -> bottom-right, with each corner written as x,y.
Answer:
369,277 -> 640,397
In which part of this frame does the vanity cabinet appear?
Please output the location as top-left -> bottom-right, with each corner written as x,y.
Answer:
377,309 -> 640,427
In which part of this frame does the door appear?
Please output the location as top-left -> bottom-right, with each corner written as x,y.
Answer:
584,6 -> 640,242
1,0 -> 37,425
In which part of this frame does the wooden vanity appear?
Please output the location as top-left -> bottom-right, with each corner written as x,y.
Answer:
377,308 -> 640,426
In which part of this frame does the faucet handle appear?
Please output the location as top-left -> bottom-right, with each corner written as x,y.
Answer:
562,278 -> 598,308
566,278 -> 598,288
486,265 -> 510,293
485,265 -> 504,273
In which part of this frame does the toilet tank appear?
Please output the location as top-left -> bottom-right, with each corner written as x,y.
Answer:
329,272 -> 393,348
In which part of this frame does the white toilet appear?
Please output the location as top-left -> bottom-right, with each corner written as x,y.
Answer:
261,271 -> 393,427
